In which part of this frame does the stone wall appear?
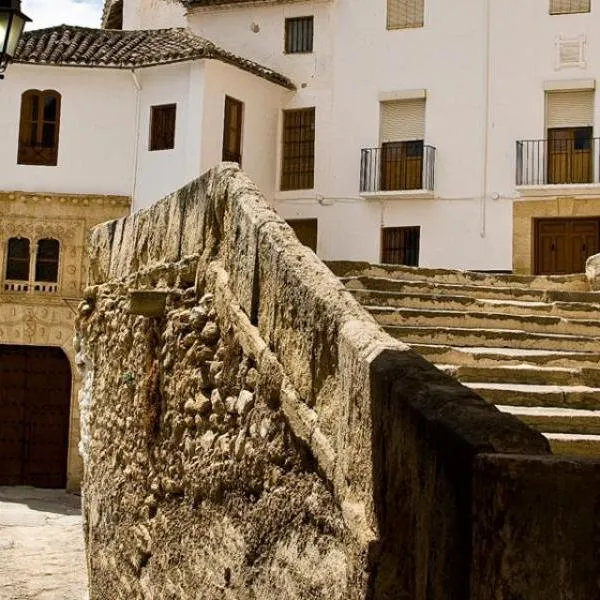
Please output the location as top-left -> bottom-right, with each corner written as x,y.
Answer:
77,165 -> 599,599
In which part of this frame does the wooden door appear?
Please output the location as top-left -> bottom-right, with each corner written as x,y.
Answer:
547,127 -> 593,184
381,141 -> 423,191
536,218 -> 599,274
287,219 -> 318,253
0,345 -> 71,488
222,96 -> 243,165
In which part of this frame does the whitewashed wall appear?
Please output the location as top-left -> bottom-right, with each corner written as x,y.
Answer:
199,60 -> 288,201
0,65 -> 136,198
123,0 -> 186,30
191,0 -> 600,270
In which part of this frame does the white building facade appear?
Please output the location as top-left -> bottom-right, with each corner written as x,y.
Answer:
6,0 -> 600,275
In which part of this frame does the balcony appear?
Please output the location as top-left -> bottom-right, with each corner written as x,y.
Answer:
3,280 -> 59,294
360,142 -> 436,196
516,136 -> 600,190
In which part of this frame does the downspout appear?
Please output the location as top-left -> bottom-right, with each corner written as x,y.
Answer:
130,69 -> 142,206
480,0 -> 492,238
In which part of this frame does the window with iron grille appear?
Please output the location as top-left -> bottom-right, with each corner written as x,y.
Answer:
17,90 -> 61,166
281,108 -> 315,191
550,0 -> 590,14
6,238 -> 30,281
149,104 -> 176,151
35,239 -> 60,282
285,17 -> 314,53
381,227 -> 420,266
387,0 -> 424,30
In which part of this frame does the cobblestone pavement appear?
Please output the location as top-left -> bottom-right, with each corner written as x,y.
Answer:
0,487 -> 88,600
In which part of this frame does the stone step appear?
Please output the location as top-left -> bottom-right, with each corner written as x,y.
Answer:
351,288 -> 600,321
437,363 -> 600,387
342,275 -> 600,304
410,343 -> 600,370
384,325 -> 600,353
544,433 -> 600,457
465,382 -> 600,411
369,306 -> 600,337
497,405 -> 600,436
329,261 -> 589,291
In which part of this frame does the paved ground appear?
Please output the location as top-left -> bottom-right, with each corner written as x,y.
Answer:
0,487 -> 88,600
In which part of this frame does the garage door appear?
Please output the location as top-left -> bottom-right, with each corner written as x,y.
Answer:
536,218 -> 599,275
0,345 -> 71,488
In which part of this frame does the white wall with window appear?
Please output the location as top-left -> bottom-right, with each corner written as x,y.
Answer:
0,65 -> 137,197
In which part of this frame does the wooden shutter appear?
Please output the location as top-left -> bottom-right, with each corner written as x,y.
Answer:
550,0 -> 590,15
380,99 -> 426,142
387,0 -> 424,29
546,91 -> 594,129
222,96 -> 243,164
150,104 -> 176,151
17,90 -> 61,166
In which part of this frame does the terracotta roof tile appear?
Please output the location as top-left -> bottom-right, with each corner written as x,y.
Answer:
15,25 -> 295,89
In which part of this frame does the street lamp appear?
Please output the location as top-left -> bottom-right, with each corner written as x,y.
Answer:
0,0 -> 31,79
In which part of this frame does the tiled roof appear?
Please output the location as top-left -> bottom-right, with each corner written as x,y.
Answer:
14,25 -> 295,89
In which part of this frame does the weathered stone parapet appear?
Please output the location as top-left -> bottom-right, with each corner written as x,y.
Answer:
79,164 -> 599,599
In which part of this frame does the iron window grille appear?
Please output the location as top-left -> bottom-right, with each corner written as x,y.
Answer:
381,226 -> 421,266
280,107 -> 315,191
285,17 -> 314,54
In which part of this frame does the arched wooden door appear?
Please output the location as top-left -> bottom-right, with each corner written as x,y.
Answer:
0,345 -> 71,488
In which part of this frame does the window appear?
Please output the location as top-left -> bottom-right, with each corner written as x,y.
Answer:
379,99 -> 426,190
222,96 -> 244,164
287,219 -> 318,252
5,238 -> 30,281
149,104 -> 176,151
387,0 -> 424,30
381,227 -> 420,266
17,90 -> 61,166
281,108 -> 315,191
546,90 -> 594,183
285,17 -> 314,53
35,239 -> 60,282
550,0 -> 590,15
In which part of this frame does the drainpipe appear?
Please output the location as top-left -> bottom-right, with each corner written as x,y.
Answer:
130,69 -> 142,206
480,0 -> 492,238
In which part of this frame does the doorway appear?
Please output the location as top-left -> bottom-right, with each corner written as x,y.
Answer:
0,345 -> 71,488
535,218 -> 599,274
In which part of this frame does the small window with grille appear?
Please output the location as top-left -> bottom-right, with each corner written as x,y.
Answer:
280,107 -> 315,191
550,0 -> 590,14
387,0 -> 424,30
285,17 -> 314,53
5,237 -> 31,281
381,226 -> 420,266
35,239 -> 60,282
149,104 -> 176,151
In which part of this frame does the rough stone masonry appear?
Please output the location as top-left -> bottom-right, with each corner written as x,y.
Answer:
76,165 -> 600,599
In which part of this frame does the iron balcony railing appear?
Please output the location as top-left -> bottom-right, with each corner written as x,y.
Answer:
516,137 -> 600,186
360,142 -> 436,193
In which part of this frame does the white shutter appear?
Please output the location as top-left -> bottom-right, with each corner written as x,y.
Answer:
546,91 -> 594,129
380,99 -> 426,142
387,0 -> 424,30
550,0 -> 590,15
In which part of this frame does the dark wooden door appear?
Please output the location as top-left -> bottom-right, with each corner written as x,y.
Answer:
222,96 -> 243,165
536,218 -> 599,274
0,345 -> 71,488
381,141 -> 424,191
547,127 -> 593,184
287,219 -> 318,252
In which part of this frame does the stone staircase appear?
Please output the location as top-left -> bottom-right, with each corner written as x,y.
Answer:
329,261 -> 600,457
